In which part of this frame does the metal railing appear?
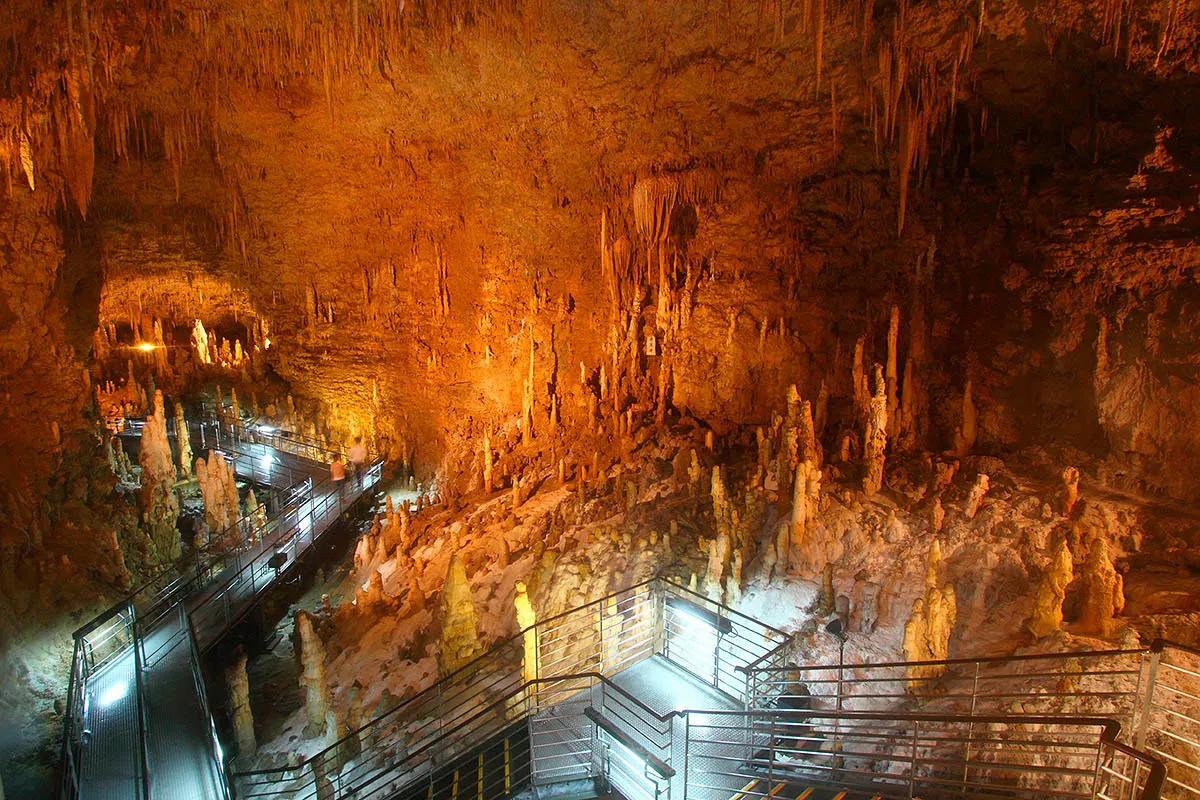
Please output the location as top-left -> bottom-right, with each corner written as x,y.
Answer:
60,416 -> 383,800
1138,641 -> 1200,800
681,709 -> 1163,800
744,640 -> 1197,799
232,579 -> 790,800
660,581 -> 791,704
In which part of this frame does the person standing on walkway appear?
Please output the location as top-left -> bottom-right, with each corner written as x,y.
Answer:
331,453 -> 347,492
348,436 -> 367,487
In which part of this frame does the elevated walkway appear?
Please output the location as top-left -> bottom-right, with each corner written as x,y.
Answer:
61,416 -> 384,800
228,579 -> 1174,800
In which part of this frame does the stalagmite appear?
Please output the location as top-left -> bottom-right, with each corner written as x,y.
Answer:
926,582 -> 957,662
225,650 -> 257,759
296,610 -> 331,738
522,333 -> 535,445
954,380 -> 977,457
482,428 -> 494,492
175,401 -> 193,480
1060,467 -> 1080,516
902,598 -> 931,689
231,387 -> 241,421
885,305 -> 900,435
964,473 -> 989,519
704,466 -> 734,601
140,390 -> 181,564
196,450 -> 241,543
862,364 -> 887,496
514,581 -> 537,684
1027,537 -> 1074,639
192,319 -> 212,364
440,553 -> 481,673
851,337 -> 866,425
245,490 -> 267,545
512,475 -> 522,511
788,458 -> 824,573
1078,538 -> 1124,636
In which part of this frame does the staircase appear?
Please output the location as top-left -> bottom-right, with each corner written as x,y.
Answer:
228,579 -> 1181,800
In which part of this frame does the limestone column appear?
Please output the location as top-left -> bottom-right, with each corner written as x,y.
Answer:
514,581 -> 537,685
440,554 -> 481,674
175,401 -> 193,480
296,611 -> 331,738
225,651 -> 257,759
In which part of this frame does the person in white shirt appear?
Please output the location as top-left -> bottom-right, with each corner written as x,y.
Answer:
348,436 -> 367,487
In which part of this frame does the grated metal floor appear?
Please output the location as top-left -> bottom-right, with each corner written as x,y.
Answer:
74,436 -> 379,799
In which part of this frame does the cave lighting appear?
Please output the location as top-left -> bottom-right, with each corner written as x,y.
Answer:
98,681 -> 129,708
259,454 -> 274,469
258,424 -> 276,434
135,342 -> 156,352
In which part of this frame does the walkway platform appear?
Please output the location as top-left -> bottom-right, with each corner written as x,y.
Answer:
65,419 -> 384,800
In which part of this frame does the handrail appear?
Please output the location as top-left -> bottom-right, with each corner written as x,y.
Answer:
132,606 -> 151,800
1153,638 -> 1200,658
747,645 -> 1151,674
584,708 -> 676,778
185,608 -> 233,800
61,417 -> 385,800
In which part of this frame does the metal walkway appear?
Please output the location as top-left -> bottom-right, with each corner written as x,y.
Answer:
62,416 -> 384,800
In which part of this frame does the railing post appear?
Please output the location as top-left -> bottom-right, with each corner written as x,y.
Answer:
1135,644 -> 1161,751
654,581 -> 666,659
908,720 -> 920,800
963,661 -> 979,792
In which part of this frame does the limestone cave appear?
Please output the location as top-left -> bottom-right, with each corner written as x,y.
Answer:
1,1 -> 1199,799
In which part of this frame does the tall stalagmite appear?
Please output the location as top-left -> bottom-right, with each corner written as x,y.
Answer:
139,390 -> 181,564
440,553 -> 481,673
225,651 -> 257,759
862,364 -> 888,496
296,610 -> 331,739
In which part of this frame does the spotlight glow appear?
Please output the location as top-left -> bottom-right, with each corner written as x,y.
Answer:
136,342 -> 156,352
99,681 -> 129,708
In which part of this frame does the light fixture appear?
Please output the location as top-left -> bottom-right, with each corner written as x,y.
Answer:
824,617 -> 848,643
258,424 -> 275,434
666,596 -> 733,634
259,454 -> 274,468
136,342 -> 156,352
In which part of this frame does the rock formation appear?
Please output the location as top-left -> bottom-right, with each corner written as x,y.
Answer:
439,553 -> 481,674
862,364 -> 887,496
225,651 -> 257,759
514,581 -> 537,684
296,610 -> 331,739
195,451 -> 241,547
175,401 -> 193,480
139,390 -> 181,564
1027,537 -> 1074,640
1078,537 -> 1125,637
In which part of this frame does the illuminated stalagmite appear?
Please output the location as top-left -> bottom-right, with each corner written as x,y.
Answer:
862,364 -> 887,496
139,390 -> 181,564
1027,537 -> 1074,640
175,401 -> 193,480
704,466 -> 734,601
296,610 -> 332,738
514,581 -> 537,684
195,451 -> 240,546
964,473 -> 989,519
440,553 -> 481,673
1078,538 -> 1125,637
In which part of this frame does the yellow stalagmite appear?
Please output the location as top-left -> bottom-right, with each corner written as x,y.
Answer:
1028,537 -> 1074,639
515,581 -> 537,684
440,552 -> 481,673
862,364 -> 887,496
